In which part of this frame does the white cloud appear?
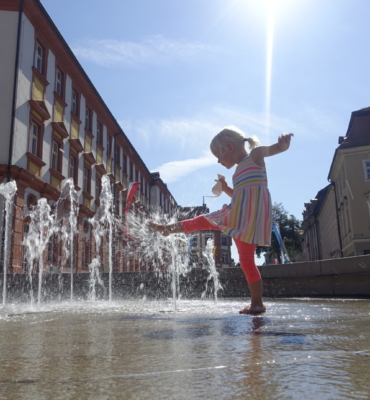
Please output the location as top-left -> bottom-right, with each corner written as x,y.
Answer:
122,107 -> 301,151
119,104 -> 343,183
72,35 -> 217,67
152,154 -> 216,183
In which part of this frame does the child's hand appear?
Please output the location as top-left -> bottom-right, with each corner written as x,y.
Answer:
277,133 -> 294,152
216,176 -> 229,193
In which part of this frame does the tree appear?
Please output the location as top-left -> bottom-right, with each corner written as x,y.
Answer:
256,202 -> 303,263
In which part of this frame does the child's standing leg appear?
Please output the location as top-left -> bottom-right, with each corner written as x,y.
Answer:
148,217 -> 265,314
233,239 -> 265,314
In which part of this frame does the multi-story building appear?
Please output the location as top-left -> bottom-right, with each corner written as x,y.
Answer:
0,0 -> 232,274
328,107 -> 370,257
302,185 -> 341,261
0,0 -> 177,274
178,206 -> 233,269
303,107 -> 370,260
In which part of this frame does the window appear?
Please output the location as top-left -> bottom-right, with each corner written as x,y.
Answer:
107,135 -> 112,155
71,90 -> 79,116
66,235 -> 77,267
47,238 -> 53,262
129,162 -> 133,181
122,153 -> 127,172
97,122 -> 103,144
192,235 -> 198,247
82,241 -> 90,269
55,68 -> 64,98
205,235 -> 212,245
29,123 -> 39,156
222,252 -> 229,264
47,234 -> 60,264
114,187 -> 120,215
115,144 -> 120,165
221,236 -> 228,246
96,174 -> 102,200
51,141 -> 60,171
69,153 -> 78,185
85,108 -> 91,131
69,155 -> 75,179
22,247 -> 29,272
83,166 -> 90,193
34,42 -> 45,74
364,160 -> 370,181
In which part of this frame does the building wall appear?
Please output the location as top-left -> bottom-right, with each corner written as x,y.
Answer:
0,1 -> 224,276
0,10 -> 18,165
347,149 -> 370,245
317,186 -> 340,259
333,147 -> 370,256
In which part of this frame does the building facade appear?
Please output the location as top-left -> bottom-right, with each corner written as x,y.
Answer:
178,206 -> 234,269
303,107 -> 370,260
302,185 -> 341,261
328,107 -> 370,257
0,0 -> 232,274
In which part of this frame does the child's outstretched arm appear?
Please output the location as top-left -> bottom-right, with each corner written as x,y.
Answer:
251,133 -> 293,167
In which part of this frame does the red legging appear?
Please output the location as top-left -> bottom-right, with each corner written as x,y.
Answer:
181,215 -> 261,284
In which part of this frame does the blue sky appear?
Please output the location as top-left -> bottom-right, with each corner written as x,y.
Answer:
41,0 -> 370,262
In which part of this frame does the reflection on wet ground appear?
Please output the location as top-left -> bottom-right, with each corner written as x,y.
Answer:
0,298 -> 369,399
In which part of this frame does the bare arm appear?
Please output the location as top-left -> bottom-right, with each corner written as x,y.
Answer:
251,133 -> 294,167
219,177 -> 234,198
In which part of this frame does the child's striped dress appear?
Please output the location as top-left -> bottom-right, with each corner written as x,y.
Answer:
205,153 -> 272,246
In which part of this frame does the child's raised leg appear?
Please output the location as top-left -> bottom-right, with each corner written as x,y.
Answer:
147,221 -> 183,236
147,215 -> 220,236
233,239 -> 265,314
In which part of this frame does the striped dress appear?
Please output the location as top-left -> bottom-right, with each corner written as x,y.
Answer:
205,153 -> 272,246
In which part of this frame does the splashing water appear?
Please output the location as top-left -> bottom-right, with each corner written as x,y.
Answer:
0,181 -> 17,306
126,210 -> 190,311
88,258 -> 105,301
55,178 -> 79,301
202,238 -> 222,301
2,175 -> 212,309
23,198 -> 54,306
88,175 -> 112,301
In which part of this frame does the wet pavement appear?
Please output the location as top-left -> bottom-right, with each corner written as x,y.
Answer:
0,298 -> 369,399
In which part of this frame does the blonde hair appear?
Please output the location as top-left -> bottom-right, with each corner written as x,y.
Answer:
210,126 -> 260,153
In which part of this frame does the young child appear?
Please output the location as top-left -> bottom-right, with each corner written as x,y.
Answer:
148,126 -> 293,314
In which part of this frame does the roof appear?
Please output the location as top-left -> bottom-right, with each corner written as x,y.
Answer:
328,107 -> 370,180
177,206 -> 209,221
303,184 -> 331,220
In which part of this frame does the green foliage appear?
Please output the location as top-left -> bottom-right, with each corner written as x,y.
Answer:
256,202 -> 303,262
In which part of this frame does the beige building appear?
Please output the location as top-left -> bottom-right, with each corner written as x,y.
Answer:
328,107 -> 370,257
303,107 -> 370,260
302,185 -> 340,261
316,185 -> 341,259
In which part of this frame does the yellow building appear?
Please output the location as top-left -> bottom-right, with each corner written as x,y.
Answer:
303,107 -> 370,260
